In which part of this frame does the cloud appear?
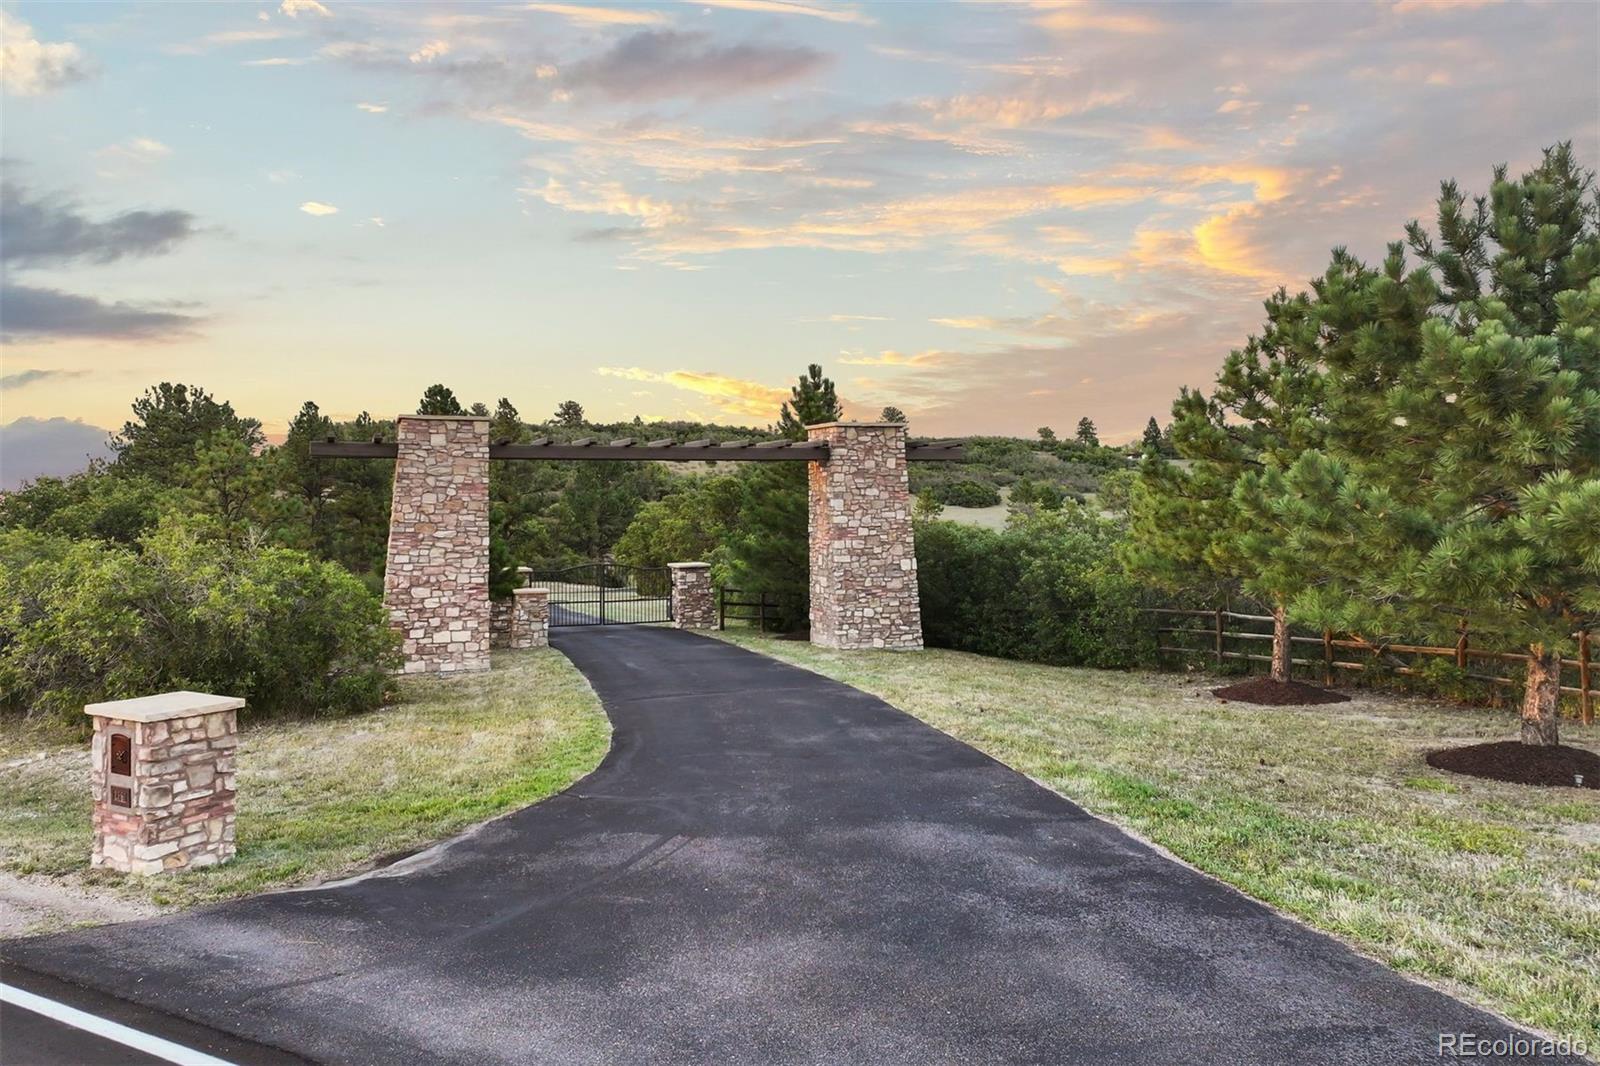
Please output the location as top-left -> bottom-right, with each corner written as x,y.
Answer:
0,183 -> 198,266
94,137 -> 172,178
596,366 -> 789,418
299,200 -> 340,215
0,417 -> 117,491
0,12 -> 92,95
699,0 -> 874,25
1033,3 -> 1165,35
562,29 -> 827,102
410,40 -> 451,63
356,101 -> 388,112
0,284 -> 203,342
0,368 -> 85,391
244,57 -> 310,66
279,0 -> 333,17
523,3 -> 669,26
168,28 -> 293,54
837,349 -> 951,367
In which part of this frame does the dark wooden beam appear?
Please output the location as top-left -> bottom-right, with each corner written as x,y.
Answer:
309,439 -> 963,461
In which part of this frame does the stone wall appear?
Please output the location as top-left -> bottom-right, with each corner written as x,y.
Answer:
383,415 -> 491,674
669,562 -> 715,629
88,692 -> 242,875
490,599 -> 514,649
508,587 -> 550,649
806,422 -> 923,650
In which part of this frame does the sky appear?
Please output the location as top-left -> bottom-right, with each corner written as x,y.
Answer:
1,0 -> 1597,488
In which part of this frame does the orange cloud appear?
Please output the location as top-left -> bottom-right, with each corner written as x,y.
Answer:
596,367 -> 788,418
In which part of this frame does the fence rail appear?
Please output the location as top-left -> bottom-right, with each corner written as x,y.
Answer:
1145,607 -> 1595,725
718,588 -> 796,633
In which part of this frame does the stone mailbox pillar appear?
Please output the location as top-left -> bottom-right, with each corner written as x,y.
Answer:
86,691 -> 243,875
384,414 -> 492,674
806,422 -> 923,650
509,587 -> 550,649
669,562 -> 715,629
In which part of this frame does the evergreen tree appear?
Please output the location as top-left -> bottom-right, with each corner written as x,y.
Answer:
279,401 -> 336,557
776,364 -> 842,440
417,384 -> 464,415
880,405 -> 908,424
1141,417 -> 1163,455
1037,426 -> 1057,444
113,383 -> 263,486
468,401 -> 490,417
1075,418 -> 1099,447
553,400 -> 586,428
490,398 -> 525,443
1124,285 -> 1330,682
1287,144 -> 1600,745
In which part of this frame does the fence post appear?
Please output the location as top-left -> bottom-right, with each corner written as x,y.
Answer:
1215,608 -> 1225,668
1322,628 -> 1333,686
1580,629 -> 1592,726
718,586 -> 725,631
1455,619 -> 1469,670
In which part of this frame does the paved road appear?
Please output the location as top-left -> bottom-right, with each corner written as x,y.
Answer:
1,628 -> 1581,1064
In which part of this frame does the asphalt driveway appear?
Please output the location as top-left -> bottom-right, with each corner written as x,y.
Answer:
2,627 -> 1579,1064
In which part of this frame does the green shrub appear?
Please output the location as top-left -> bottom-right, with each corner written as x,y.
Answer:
915,507 -> 1156,668
0,517 -> 400,722
933,479 -> 1003,508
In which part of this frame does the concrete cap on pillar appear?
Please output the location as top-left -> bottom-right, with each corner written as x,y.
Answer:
85,691 -> 246,723
667,561 -> 712,569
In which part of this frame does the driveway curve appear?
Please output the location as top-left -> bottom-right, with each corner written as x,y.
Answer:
2,627 -> 1578,1065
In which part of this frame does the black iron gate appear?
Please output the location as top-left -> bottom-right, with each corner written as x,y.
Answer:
527,563 -> 673,627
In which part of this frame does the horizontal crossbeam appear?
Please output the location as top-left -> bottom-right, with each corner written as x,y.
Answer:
309,439 -> 965,461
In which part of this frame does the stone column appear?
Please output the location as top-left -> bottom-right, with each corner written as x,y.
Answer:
87,691 -> 243,875
384,415 -> 491,674
806,422 -> 923,650
509,587 -> 550,649
669,562 -> 716,629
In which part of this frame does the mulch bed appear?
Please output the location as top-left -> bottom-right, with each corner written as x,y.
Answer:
1426,741 -> 1600,789
1211,678 -> 1352,706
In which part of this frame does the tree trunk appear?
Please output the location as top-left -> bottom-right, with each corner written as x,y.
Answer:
1271,603 -> 1291,683
1521,646 -> 1561,747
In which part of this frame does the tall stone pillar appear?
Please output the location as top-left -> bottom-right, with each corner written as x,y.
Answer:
384,414 -> 491,674
806,422 -> 923,650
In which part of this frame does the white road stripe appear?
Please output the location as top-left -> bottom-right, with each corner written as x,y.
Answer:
0,982 -> 236,1066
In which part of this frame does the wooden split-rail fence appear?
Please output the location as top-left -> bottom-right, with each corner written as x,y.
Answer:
1147,607 -> 1595,725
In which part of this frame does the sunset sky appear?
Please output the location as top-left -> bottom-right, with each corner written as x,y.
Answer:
2,0 -> 1596,486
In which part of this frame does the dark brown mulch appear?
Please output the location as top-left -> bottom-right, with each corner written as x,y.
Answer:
1426,741 -> 1600,789
1211,678 -> 1352,706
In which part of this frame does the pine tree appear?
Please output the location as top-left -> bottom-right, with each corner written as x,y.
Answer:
1141,417 -> 1163,455
279,400 -> 336,557
1123,286 -> 1330,682
113,383 -> 264,486
1037,426 -> 1056,444
490,398 -> 525,443
776,364 -> 841,440
1289,144 -> 1600,745
880,405 -> 908,424
417,384 -> 464,415
553,400 -> 586,428
1075,418 -> 1099,447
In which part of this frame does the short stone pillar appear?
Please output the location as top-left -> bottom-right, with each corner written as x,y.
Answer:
806,422 -> 923,650
509,587 -> 550,649
669,562 -> 715,629
86,691 -> 243,875
383,414 -> 491,674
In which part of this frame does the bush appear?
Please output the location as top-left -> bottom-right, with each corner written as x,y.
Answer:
933,479 -> 1002,508
0,517 -> 400,722
915,507 -> 1155,668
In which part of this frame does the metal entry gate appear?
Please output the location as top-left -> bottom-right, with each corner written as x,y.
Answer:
528,563 -> 673,627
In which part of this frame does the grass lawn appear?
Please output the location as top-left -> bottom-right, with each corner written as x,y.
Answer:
716,631 -> 1600,1048
0,648 -> 609,932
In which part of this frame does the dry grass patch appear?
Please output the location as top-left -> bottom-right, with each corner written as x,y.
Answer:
716,632 -> 1600,1047
0,648 -> 608,932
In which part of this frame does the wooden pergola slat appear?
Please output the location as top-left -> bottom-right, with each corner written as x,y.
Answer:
309,437 -> 963,462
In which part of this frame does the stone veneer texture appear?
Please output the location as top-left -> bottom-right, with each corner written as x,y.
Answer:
89,700 -> 239,875
806,423 -> 923,650
669,563 -> 716,629
509,587 -> 550,649
384,416 -> 491,673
